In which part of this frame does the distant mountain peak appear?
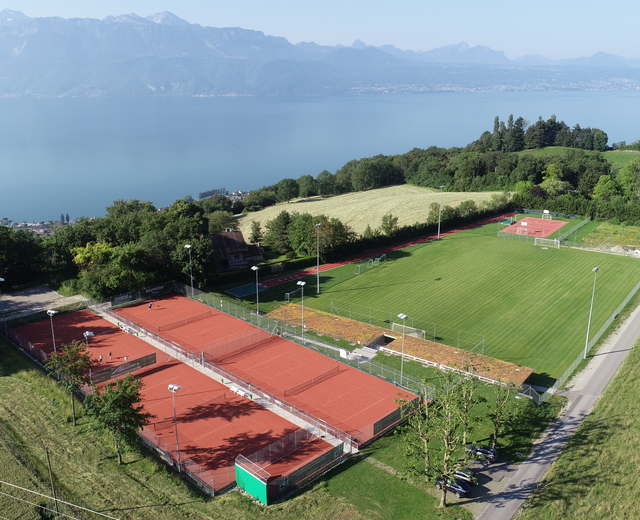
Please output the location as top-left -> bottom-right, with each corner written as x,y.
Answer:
351,39 -> 367,49
146,12 -> 191,26
0,9 -> 30,26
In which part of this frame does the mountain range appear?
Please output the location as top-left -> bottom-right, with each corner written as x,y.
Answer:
1,9 -> 639,96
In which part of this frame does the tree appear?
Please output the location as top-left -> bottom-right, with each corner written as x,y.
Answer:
65,213 -> 70,224
276,178 -> 299,203
84,375 -> 154,465
297,175 -> 318,198
249,220 -> 262,244
264,210 -> 292,254
380,213 -> 399,236
592,175 -> 620,203
207,210 -> 236,234
487,382 -> 519,449
617,158 -> 640,198
45,340 -> 96,426
316,170 -> 336,197
400,373 -> 476,509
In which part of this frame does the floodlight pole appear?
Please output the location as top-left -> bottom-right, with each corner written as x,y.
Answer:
47,310 -> 58,353
437,185 -> 445,240
184,244 -> 193,297
251,265 -> 260,323
83,331 -> 94,347
584,267 -> 600,359
316,222 -> 322,294
298,281 -> 306,344
398,313 -> 408,387
0,277 -> 7,337
168,384 -> 182,473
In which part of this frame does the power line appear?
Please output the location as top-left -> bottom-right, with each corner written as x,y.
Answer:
0,480 -> 121,519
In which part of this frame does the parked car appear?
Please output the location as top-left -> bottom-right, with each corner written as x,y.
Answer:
451,468 -> 478,485
466,444 -> 498,463
435,478 -> 471,498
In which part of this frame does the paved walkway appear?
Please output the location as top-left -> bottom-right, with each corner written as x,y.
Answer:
475,302 -> 640,519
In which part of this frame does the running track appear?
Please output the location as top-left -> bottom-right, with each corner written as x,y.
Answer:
260,213 -> 517,288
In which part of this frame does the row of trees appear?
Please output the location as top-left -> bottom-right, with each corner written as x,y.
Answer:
401,370 -> 522,508
255,211 -> 357,260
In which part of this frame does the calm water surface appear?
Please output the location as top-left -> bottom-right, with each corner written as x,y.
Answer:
2,91 -> 640,222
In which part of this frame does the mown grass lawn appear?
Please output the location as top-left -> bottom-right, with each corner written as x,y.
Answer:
267,222 -> 640,385
518,338 -> 640,520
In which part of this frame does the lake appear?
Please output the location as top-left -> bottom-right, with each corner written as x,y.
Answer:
2,90 -> 640,223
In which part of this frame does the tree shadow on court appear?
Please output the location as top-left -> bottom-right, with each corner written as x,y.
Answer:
183,428 -> 297,469
135,361 -> 182,379
178,398 -> 259,424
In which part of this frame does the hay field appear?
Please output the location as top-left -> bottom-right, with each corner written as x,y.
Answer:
235,185 -> 505,236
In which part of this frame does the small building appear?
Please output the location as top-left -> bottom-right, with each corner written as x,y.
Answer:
210,230 -> 264,270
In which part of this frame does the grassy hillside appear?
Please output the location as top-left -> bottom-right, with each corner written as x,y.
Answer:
236,185 -> 505,236
518,337 -> 640,520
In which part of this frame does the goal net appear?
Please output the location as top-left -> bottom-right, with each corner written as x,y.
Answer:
516,227 -> 528,236
374,253 -> 386,267
534,237 -> 560,249
391,322 -> 426,340
542,211 -> 552,220
285,287 -> 302,302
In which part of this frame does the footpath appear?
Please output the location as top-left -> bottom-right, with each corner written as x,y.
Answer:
474,302 -> 640,519
259,213 -> 516,288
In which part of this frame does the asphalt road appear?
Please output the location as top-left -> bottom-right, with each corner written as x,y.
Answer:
476,303 -> 640,520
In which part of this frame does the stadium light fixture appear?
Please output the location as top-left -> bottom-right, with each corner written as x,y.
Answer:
83,330 -> 94,346
397,313 -> 408,386
584,267 -> 600,359
316,222 -> 322,294
437,185 -> 445,240
184,244 -> 193,297
0,277 -> 6,337
297,281 -> 306,344
46,310 -> 58,353
168,384 -> 182,473
251,266 -> 260,322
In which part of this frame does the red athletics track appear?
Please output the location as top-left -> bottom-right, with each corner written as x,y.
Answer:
259,212 -> 518,288
500,216 -> 567,237
15,311 -> 333,484
114,295 -> 417,444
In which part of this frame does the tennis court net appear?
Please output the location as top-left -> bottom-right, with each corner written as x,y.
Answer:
158,310 -> 213,332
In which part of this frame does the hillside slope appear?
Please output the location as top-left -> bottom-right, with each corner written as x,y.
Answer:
235,185 -> 505,236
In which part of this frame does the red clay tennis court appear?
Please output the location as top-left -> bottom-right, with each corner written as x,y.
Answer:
500,216 -> 567,237
114,295 -> 417,445
14,310 -> 334,490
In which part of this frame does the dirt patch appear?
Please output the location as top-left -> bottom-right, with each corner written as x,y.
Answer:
267,305 -> 533,385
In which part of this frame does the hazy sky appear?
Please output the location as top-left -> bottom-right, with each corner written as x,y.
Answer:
3,1 -> 638,60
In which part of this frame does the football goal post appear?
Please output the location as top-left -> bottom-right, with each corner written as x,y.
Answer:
285,287 -> 303,302
534,237 -> 560,249
542,210 -> 552,220
391,322 -> 426,340
374,253 -> 386,267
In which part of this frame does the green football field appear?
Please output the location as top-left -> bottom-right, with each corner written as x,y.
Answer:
278,222 -> 640,385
